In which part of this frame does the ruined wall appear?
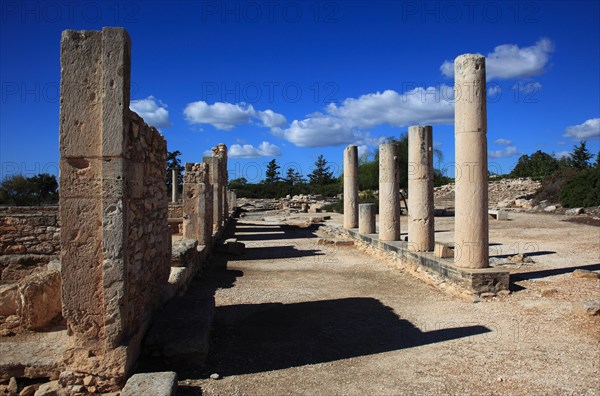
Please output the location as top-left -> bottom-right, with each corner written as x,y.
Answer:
59,27 -> 170,389
0,207 -> 60,256
0,206 -> 60,281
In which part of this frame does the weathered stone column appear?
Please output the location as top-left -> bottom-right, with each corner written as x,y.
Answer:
358,203 -> 376,234
378,143 -> 400,241
229,190 -> 237,210
217,144 -> 228,222
59,28 -> 171,389
203,153 -> 222,232
408,125 -> 434,252
343,145 -> 359,229
171,168 -> 178,203
183,162 -> 213,246
454,54 -> 489,268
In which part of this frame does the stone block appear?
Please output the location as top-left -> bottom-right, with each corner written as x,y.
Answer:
121,372 -> 177,396
0,283 -> 18,316
573,301 -> 600,316
434,242 -> 454,258
572,269 -> 600,279
17,270 -> 62,331
488,209 -> 508,221
565,207 -> 584,215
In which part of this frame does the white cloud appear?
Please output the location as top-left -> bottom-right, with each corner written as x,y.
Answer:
487,85 -> 502,96
494,138 -> 513,146
256,110 -> 287,128
563,118 -> 600,140
553,151 -> 572,159
130,96 -> 172,128
489,146 -> 518,158
441,38 -> 554,81
357,145 -> 369,158
183,101 -> 286,131
278,87 -> 454,148
228,141 -> 282,158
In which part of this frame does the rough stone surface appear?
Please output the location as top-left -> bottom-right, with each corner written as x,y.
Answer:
121,372 -> 177,396
182,162 -> 213,245
343,145 -> 359,229
16,270 -> 62,330
434,243 -> 454,258
572,269 -> 600,279
0,283 -> 18,316
33,381 -> 65,396
565,207 -> 584,215
59,27 -> 170,387
454,54 -> 489,269
573,301 -> 600,316
407,125 -> 434,252
379,144 -> 400,241
358,203 -> 376,234
0,208 -> 60,259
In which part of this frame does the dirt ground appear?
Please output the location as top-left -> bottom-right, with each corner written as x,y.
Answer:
175,210 -> 599,395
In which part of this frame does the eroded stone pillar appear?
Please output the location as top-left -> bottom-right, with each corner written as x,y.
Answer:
454,54 -> 489,269
408,125 -> 434,252
183,162 -> 213,246
59,28 -> 170,388
343,145 -> 359,229
171,168 -> 178,203
378,143 -> 400,241
217,144 -> 228,222
358,203 -> 376,234
203,154 -> 222,232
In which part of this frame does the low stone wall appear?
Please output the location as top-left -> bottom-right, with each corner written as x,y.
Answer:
0,206 -> 60,282
324,224 -> 509,298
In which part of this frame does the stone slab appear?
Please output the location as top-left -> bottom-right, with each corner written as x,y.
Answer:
121,372 -> 177,396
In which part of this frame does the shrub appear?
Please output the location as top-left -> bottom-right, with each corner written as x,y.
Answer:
559,168 -> 600,208
534,168 -> 579,203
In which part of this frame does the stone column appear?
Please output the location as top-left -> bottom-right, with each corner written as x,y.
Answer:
203,154 -> 222,232
171,168 -> 178,203
217,144 -> 228,222
358,203 -> 376,234
230,190 -> 237,210
408,125 -> 434,252
183,162 -> 213,246
454,54 -> 489,268
378,143 -> 400,241
343,145 -> 359,229
59,28 -> 170,388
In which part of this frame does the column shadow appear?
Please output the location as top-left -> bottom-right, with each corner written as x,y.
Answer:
198,297 -> 490,377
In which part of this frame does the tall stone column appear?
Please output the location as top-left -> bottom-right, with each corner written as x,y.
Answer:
408,125 -> 434,252
378,143 -> 400,241
217,144 -> 228,222
203,154 -> 222,232
171,168 -> 178,203
343,145 -> 359,229
183,162 -> 213,246
454,54 -> 489,268
59,28 -> 170,388
359,203 -> 376,234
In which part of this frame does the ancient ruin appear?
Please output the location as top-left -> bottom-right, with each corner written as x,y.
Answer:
407,125 -> 434,252
454,54 -> 489,269
378,143 -> 400,241
343,145 -> 359,229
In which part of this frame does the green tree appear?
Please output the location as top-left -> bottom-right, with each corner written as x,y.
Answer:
0,175 -> 33,206
284,167 -> 304,186
29,173 -> 58,205
229,177 -> 248,190
510,150 -> 558,178
264,159 -> 281,183
595,151 -> 600,168
308,155 -> 336,185
571,141 -> 593,170
166,150 -> 183,193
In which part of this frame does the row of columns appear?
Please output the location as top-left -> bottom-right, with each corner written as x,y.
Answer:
343,54 -> 489,269
182,144 -> 236,245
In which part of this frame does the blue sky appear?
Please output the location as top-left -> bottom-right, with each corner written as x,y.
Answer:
1,0 -> 599,182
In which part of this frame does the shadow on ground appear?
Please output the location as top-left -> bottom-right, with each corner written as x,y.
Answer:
203,297 -> 490,377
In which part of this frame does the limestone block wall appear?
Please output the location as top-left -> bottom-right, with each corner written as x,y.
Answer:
0,207 -> 60,256
59,27 -> 170,388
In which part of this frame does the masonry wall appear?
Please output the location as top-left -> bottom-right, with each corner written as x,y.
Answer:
59,27 -> 170,389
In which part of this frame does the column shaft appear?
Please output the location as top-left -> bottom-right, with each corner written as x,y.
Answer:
378,143 -> 400,241
408,125 -> 434,252
343,145 -> 359,229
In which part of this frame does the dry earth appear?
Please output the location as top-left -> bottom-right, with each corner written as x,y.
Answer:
173,210 -> 599,395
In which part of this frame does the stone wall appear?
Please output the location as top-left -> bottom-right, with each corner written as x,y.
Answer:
0,206 -> 60,282
59,27 -> 171,389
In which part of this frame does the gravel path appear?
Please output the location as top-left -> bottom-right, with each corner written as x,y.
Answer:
178,213 -> 599,395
